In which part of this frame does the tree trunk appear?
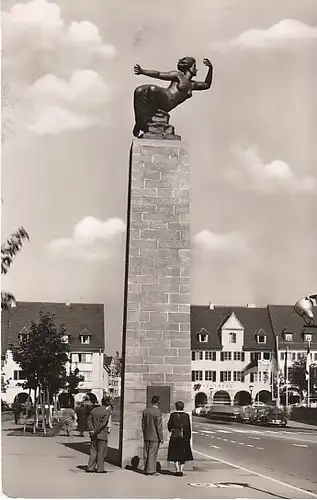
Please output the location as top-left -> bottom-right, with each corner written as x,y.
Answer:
47,388 -> 52,428
34,386 -> 39,434
23,388 -> 31,433
53,394 -> 58,423
39,390 -> 46,435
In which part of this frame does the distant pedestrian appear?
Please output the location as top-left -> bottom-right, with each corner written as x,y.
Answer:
167,401 -> 193,476
61,407 -> 76,436
25,397 -> 32,419
142,395 -> 163,475
86,396 -> 111,473
12,398 -> 22,424
76,402 -> 89,437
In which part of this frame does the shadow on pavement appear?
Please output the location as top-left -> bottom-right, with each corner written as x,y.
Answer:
125,465 -> 145,475
62,440 -> 121,466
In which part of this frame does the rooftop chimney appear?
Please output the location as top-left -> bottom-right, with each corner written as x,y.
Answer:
65,301 -> 71,306
208,303 -> 215,310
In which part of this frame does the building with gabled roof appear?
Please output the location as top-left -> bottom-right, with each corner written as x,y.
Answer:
104,352 -> 121,398
191,304 -> 317,408
1,301 -> 106,404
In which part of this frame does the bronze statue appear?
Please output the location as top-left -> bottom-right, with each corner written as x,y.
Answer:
133,57 -> 213,138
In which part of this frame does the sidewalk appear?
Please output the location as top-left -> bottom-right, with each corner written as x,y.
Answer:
2,424 -> 315,499
287,420 -> 317,430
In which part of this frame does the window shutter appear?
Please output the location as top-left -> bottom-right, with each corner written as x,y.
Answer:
241,352 -> 245,362
220,352 -> 224,361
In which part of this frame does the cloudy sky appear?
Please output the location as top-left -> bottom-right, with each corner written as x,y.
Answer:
2,0 -> 317,354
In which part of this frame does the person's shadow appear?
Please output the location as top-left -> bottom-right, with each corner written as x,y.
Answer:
125,456 -> 144,474
125,457 -> 175,476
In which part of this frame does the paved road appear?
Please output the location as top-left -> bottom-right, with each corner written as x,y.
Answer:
192,417 -> 317,497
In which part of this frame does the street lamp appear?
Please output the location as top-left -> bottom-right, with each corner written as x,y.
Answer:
249,384 -> 254,405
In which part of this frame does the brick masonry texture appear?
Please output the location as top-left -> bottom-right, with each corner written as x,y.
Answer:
121,139 -> 192,467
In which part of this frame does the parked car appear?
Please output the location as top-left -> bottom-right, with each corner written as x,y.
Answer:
199,405 -> 211,417
1,400 -> 11,412
192,406 -> 204,416
207,404 -> 240,421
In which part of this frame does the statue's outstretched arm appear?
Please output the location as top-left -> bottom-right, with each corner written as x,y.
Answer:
192,59 -> 213,91
134,64 -> 179,82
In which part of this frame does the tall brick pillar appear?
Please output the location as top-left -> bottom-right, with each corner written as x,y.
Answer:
120,138 -> 192,467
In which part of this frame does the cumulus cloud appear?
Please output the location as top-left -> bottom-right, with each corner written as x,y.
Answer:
2,0 -> 116,139
26,70 -> 111,134
226,145 -> 316,194
3,0 -> 116,72
49,217 -> 126,261
194,230 -> 250,256
214,19 -> 317,51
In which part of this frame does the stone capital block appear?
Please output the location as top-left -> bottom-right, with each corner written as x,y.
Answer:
120,138 -> 192,468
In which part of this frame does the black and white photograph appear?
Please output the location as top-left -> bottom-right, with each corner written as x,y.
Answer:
1,0 -> 317,498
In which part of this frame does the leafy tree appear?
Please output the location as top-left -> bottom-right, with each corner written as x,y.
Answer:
10,312 -> 70,432
289,355 -> 317,397
1,227 -> 29,309
65,368 -> 84,395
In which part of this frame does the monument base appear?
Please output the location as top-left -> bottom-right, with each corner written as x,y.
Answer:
120,138 -> 192,468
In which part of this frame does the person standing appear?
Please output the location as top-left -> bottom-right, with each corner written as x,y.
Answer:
76,402 -> 89,437
12,398 -> 22,425
61,406 -> 76,436
167,401 -> 193,476
142,395 -> 163,475
86,396 -> 111,474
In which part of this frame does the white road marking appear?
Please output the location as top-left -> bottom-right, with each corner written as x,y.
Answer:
249,436 -> 260,440
202,430 -> 215,434
210,445 -> 220,449
217,430 -> 232,434
292,443 -> 308,448
192,431 -> 198,434
257,447 -> 264,450
193,449 -> 316,498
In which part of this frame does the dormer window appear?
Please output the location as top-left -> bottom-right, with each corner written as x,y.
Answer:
18,327 -> 29,343
62,335 -> 70,343
80,334 -> 91,345
197,328 -> 208,343
284,333 -> 293,342
229,332 -> 237,343
304,334 -> 312,343
18,334 -> 29,343
257,334 -> 267,344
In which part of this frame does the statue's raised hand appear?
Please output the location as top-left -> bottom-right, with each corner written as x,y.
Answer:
134,64 -> 143,75
203,58 -> 212,68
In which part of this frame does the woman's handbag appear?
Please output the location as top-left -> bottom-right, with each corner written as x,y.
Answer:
171,412 -> 183,438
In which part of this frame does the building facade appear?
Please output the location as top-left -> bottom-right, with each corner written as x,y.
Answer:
191,304 -> 317,407
104,352 -> 122,399
1,302 -> 106,405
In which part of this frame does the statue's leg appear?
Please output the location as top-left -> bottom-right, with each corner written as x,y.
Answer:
133,85 -> 169,136
133,85 -> 154,136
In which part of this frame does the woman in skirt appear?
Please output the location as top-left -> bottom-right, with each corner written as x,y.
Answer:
167,401 -> 193,476
61,407 -> 76,436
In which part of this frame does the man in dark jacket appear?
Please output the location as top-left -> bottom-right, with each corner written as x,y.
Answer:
86,396 -> 111,473
142,395 -> 163,475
